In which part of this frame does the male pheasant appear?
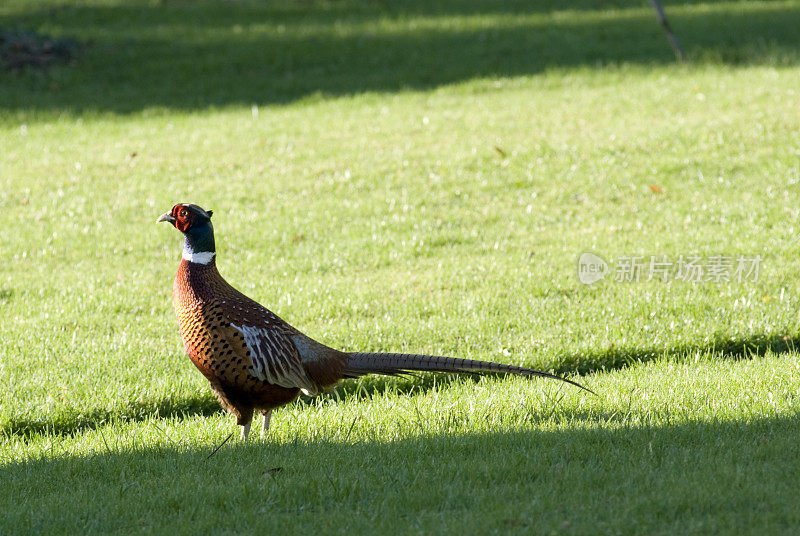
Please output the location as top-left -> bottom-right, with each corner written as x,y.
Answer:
158,203 -> 592,440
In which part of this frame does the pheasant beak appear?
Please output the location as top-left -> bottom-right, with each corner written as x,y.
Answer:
157,212 -> 177,225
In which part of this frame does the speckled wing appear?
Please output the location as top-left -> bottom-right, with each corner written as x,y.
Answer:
174,264 -> 348,397
229,321 -> 320,395
177,290 -> 321,396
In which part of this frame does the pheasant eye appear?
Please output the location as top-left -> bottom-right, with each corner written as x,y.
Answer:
179,209 -> 188,218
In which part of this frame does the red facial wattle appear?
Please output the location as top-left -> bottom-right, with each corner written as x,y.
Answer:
174,205 -> 193,232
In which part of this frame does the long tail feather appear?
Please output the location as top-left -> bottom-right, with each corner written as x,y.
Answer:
344,352 -> 596,395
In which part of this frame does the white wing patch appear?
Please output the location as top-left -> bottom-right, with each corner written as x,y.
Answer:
231,323 -> 319,395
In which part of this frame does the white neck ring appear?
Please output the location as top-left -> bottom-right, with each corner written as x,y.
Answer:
182,249 -> 216,265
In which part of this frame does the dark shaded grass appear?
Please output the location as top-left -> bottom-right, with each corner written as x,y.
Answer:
9,0 -> 777,22
1,0 -> 799,114
2,413 -> 799,534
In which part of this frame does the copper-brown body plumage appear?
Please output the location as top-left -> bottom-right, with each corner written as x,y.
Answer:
173,258 -> 346,431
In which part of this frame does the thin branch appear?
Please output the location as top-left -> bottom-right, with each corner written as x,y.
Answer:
647,0 -> 685,60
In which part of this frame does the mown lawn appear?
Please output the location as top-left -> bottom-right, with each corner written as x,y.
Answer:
1,0 -> 799,534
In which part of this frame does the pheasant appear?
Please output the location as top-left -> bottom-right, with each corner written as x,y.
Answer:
158,203 -> 592,440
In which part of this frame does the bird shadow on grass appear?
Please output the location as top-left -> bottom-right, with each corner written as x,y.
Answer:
556,332 -> 799,375
0,393 -> 223,440
1,413 -> 799,533
2,332 -> 795,440
1,0 -> 799,114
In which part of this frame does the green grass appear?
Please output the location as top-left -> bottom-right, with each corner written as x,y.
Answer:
1,0 -> 799,533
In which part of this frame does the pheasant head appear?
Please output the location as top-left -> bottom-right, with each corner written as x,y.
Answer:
157,203 -> 216,264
